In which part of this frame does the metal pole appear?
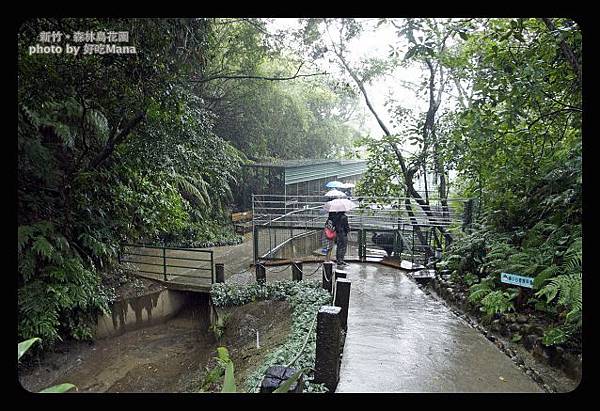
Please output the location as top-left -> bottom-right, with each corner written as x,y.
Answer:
253,225 -> 259,264
163,246 -> 167,282
215,263 -> 224,283
292,261 -> 303,282
358,229 -> 363,261
411,228 -> 415,265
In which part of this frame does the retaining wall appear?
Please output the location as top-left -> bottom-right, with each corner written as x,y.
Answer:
95,289 -> 191,339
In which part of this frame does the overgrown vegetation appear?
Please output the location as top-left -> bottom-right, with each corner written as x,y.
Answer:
436,18 -> 581,349
291,18 -> 582,350
437,145 -> 581,347
210,280 -> 332,393
18,18 -> 362,347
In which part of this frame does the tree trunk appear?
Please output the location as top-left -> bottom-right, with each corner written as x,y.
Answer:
541,18 -> 581,85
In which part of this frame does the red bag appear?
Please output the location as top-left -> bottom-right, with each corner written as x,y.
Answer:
324,219 -> 336,240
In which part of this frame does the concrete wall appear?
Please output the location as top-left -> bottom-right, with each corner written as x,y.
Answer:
276,230 -> 322,259
95,289 -> 189,339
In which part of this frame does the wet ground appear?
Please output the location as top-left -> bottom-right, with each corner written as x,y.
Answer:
21,235 -> 562,394
19,305 -> 214,393
335,264 -> 544,393
19,299 -> 291,393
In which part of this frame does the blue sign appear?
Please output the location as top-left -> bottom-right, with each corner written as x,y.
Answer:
501,273 -> 533,288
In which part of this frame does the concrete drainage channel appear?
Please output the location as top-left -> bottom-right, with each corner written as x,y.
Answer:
19,289 -> 216,393
95,288 -> 211,339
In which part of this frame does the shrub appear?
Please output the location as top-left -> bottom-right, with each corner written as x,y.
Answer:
210,280 -> 331,393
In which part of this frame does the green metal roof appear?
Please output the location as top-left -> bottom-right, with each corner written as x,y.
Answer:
244,159 -> 365,168
242,159 -> 367,185
283,160 -> 367,185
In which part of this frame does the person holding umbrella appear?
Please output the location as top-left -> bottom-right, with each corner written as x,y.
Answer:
323,198 -> 356,267
322,189 -> 346,260
335,210 -> 350,266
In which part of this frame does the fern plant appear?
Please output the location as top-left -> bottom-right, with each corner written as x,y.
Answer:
534,235 -> 582,345
480,289 -> 518,316
468,282 -> 493,303
536,273 -> 582,326
18,222 -> 111,344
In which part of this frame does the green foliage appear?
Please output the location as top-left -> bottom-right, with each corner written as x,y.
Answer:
463,273 -> 479,286
204,19 -> 362,162
480,290 -> 517,316
221,360 -> 237,393
202,345 -> 308,394
18,18 -> 244,346
468,280 -> 493,303
272,367 -> 309,393
536,274 -> 582,326
211,280 -> 331,393
38,384 -> 77,394
355,135 -> 405,198
18,221 -> 111,344
209,313 -> 229,341
200,346 -> 232,392
18,338 -> 41,361
444,18 -> 581,222
542,327 -> 570,346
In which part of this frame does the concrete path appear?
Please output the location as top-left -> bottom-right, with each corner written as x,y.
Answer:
336,264 -> 543,393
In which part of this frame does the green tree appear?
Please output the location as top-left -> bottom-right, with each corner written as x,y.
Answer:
18,18 -> 241,344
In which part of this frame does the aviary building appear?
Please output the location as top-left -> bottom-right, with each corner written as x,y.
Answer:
235,159 -> 367,211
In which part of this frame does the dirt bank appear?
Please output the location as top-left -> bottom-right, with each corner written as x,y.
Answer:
219,300 -> 292,389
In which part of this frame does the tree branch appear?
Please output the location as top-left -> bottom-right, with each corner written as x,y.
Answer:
541,18 -> 581,85
191,63 -> 327,83
89,111 -> 146,169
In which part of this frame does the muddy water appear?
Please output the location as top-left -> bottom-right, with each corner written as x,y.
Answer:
19,294 -> 214,393
336,264 -> 544,393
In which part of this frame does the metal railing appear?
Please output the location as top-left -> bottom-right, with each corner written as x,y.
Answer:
252,194 -> 467,229
252,194 -> 470,265
120,244 -> 214,286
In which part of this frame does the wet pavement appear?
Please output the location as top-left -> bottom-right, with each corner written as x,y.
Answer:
335,264 -> 544,393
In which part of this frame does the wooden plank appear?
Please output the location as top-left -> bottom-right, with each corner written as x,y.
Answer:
231,211 -> 253,222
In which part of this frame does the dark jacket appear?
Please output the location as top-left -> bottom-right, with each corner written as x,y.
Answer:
335,212 -> 350,236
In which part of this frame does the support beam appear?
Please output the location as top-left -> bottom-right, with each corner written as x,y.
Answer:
253,224 -> 259,263
215,263 -> 225,283
292,261 -> 303,281
256,263 -> 266,283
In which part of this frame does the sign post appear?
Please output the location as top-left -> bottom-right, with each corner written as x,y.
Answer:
500,273 -> 533,308
500,273 -> 534,288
